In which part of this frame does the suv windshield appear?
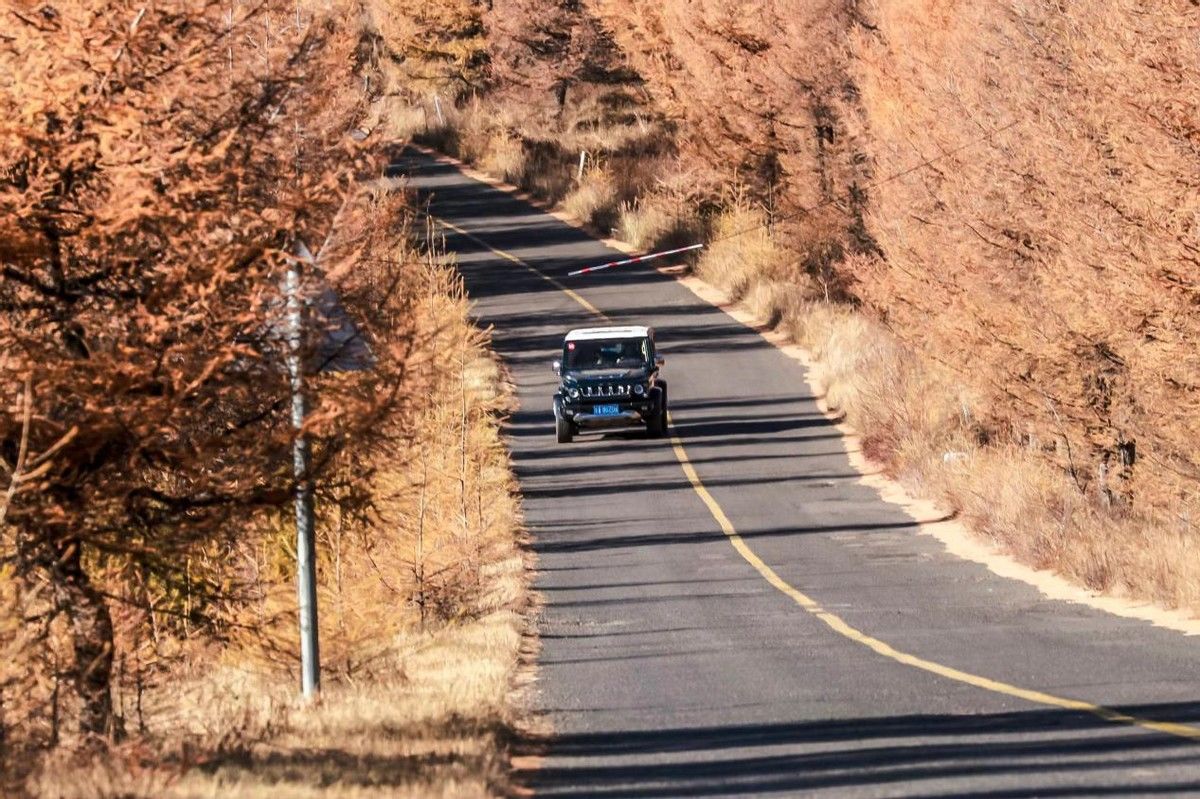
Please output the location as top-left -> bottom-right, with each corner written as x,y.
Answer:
564,337 -> 650,372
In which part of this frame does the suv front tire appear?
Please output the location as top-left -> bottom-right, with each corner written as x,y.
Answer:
647,383 -> 669,438
555,408 -> 575,443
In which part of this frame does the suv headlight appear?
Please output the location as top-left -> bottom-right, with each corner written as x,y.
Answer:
633,383 -> 646,396
568,387 -> 580,399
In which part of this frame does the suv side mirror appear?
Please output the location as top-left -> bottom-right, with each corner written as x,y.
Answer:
654,355 -> 665,367
552,359 -> 562,375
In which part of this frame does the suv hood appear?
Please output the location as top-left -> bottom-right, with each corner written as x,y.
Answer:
563,368 -> 651,383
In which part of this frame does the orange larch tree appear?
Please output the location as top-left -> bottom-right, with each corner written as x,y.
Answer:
0,0 -> 409,740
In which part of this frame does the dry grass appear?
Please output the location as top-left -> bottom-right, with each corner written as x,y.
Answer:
614,199 -> 675,250
479,129 -> 526,186
380,102 -> 431,143
610,168 -> 710,249
696,204 -> 797,302
561,166 -> 619,227
28,607 -> 523,798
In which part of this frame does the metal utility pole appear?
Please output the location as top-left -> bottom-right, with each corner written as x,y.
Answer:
286,245 -> 320,699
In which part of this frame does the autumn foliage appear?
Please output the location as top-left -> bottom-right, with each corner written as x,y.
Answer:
0,0 -> 416,762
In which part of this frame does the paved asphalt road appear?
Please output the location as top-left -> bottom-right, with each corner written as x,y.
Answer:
392,149 -> 1200,798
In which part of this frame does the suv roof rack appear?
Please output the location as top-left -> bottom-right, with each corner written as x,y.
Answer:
564,325 -> 652,342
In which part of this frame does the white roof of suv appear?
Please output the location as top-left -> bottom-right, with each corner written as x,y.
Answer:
564,326 -> 651,342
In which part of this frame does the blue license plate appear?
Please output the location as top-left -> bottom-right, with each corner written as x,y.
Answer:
593,404 -> 621,416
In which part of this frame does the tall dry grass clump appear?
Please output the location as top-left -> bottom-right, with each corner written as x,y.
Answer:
615,199 -> 676,250
562,165 -> 620,227
697,204 -> 794,300
608,167 -> 709,248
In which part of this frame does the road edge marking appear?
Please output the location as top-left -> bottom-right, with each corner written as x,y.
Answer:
421,192 -> 1200,743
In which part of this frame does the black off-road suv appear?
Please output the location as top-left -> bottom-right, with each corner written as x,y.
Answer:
552,326 -> 667,444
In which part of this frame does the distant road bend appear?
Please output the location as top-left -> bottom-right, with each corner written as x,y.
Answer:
393,148 -> 1200,798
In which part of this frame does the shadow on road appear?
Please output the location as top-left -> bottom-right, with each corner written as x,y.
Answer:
514,703 -> 1200,798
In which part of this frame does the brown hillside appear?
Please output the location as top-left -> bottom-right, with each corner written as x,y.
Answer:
588,0 -> 1199,510
847,1 -> 1200,510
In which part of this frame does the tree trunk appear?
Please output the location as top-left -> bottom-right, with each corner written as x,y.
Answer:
54,538 -> 114,737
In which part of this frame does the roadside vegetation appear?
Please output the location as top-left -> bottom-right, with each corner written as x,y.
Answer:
1,2 -> 526,796
372,1 -> 1200,613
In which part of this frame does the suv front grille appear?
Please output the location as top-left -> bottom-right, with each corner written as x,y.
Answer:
581,383 -> 632,398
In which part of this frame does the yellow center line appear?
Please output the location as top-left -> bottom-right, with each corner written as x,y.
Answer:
668,427 -> 1200,740
434,216 -> 609,322
434,211 -> 1200,742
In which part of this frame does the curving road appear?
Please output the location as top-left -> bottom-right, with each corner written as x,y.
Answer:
392,148 -> 1200,798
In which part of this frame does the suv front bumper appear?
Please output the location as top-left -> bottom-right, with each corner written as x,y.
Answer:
572,408 -> 647,426
558,396 -> 660,427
